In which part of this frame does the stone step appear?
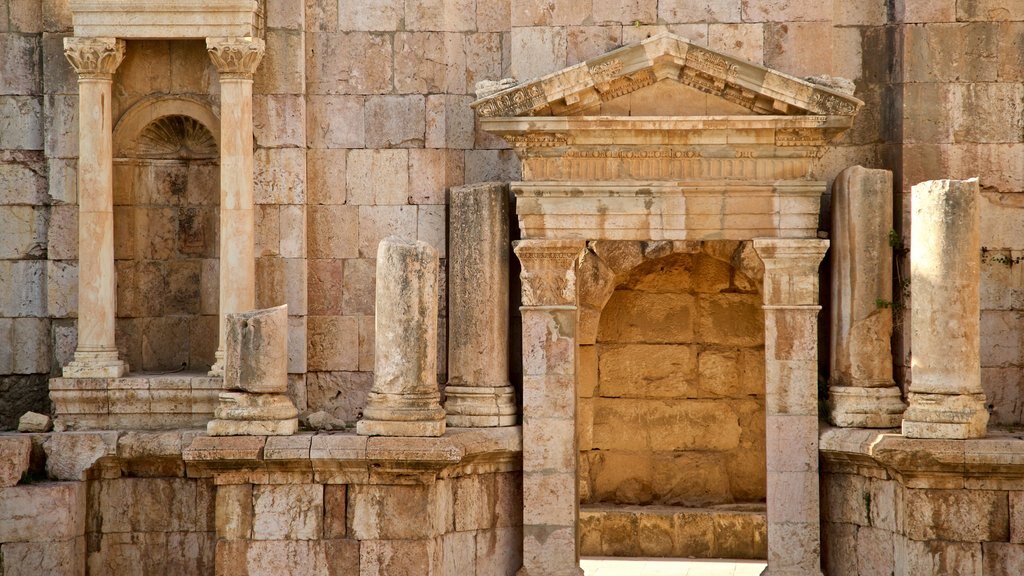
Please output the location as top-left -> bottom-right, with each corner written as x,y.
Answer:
579,503 -> 767,560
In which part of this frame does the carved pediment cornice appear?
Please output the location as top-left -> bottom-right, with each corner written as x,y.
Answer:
471,32 -> 863,119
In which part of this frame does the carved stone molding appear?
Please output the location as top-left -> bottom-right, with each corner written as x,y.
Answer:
513,240 -> 586,307
63,37 -> 125,79
206,37 -> 265,79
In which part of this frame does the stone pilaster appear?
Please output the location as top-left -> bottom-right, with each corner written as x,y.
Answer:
829,166 -> 906,427
62,37 -> 128,378
753,238 -> 828,576
356,237 -> 446,437
206,37 -> 264,377
903,179 -> 988,439
208,305 -> 298,436
514,239 -> 586,576
445,183 -> 517,427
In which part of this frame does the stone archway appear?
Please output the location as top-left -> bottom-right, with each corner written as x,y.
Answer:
112,103 -> 221,371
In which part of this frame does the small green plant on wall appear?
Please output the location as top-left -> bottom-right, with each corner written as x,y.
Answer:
981,247 -> 1024,267
875,229 -> 910,328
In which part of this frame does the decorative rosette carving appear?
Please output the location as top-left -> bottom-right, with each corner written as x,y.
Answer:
206,37 -> 265,79
63,37 -> 125,79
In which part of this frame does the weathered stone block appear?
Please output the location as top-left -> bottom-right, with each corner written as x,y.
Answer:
306,95 -> 365,149
350,483 -> 450,539
323,484 -> 346,538
306,149 -> 346,204
346,148 -> 409,205
365,95 -> 426,148
254,30 -> 305,94
905,489 -> 1008,542
0,33 -> 41,95
307,315 -> 358,371
357,205 -> 418,258
252,484 -> 323,540
510,26 -> 567,80
0,482 -> 85,542
0,435 -> 31,487
0,96 -> 43,150
360,538 -> 440,576
216,483 -> 253,540
307,205 -> 358,259
254,148 -> 306,205
765,21 -> 833,78
598,291 -> 695,343
905,540 -> 982,575
254,95 -> 306,148
0,538 -> 85,576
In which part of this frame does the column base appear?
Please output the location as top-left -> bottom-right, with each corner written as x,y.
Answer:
357,391 -> 446,437
62,350 -> 128,378
902,392 -> 989,439
207,418 -> 297,436
829,384 -> 906,428
208,349 -> 225,377
445,385 -> 517,427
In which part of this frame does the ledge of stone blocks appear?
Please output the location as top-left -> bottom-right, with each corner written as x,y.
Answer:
820,426 -> 1024,489
182,427 -> 523,483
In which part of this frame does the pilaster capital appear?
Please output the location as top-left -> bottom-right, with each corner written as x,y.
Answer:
754,238 -> 829,306
206,37 -> 265,79
63,37 -> 125,80
513,239 -> 586,307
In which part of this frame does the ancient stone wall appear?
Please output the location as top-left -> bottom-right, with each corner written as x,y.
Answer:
579,245 -> 766,507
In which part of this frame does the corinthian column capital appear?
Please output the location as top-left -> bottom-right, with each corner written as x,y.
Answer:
63,37 -> 125,79
206,37 -> 265,79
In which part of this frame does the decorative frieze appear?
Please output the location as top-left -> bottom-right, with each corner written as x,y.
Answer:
475,83 -> 546,117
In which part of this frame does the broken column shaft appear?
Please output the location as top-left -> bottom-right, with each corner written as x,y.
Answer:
357,236 -> 446,437
903,178 -> 988,439
829,165 -> 906,427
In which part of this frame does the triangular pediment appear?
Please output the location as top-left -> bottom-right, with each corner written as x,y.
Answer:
471,33 -> 863,119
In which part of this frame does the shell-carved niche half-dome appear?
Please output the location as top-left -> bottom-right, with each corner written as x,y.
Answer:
127,115 -> 219,159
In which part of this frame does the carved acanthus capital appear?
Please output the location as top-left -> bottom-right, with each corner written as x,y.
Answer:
514,240 -> 586,307
206,37 -> 265,79
63,37 -> 125,79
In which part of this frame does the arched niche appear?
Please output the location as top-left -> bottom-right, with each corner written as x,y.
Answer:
576,240 -> 768,558
112,97 -> 221,372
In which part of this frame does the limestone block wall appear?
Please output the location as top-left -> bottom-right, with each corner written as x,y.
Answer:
820,428 -> 1024,576
579,243 -> 766,507
0,1 -> 54,428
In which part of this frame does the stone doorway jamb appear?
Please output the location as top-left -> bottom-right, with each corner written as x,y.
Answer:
62,37 -> 128,378
754,238 -> 829,576
514,239 -> 587,576
206,37 -> 265,377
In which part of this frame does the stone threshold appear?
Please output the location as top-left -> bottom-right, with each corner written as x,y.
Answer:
183,427 -> 523,484
820,425 -> 1024,489
50,373 -> 222,431
579,502 -> 767,560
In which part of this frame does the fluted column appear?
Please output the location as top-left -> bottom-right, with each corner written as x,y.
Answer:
754,238 -> 828,576
445,183 -> 517,427
62,37 -> 128,378
514,239 -> 586,576
206,37 -> 264,377
903,179 -> 988,439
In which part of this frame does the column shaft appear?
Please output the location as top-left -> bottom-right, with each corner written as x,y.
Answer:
754,238 -> 828,576
903,178 -> 988,439
514,239 -> 585,576
356,237 -> 446,437
206,37 -> 264,376
829,165 -> 906,427
62,37 -> 127,378
445,182 -> 516,427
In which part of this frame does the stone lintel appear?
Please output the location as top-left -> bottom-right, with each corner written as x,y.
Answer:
70,0 -> 263,39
